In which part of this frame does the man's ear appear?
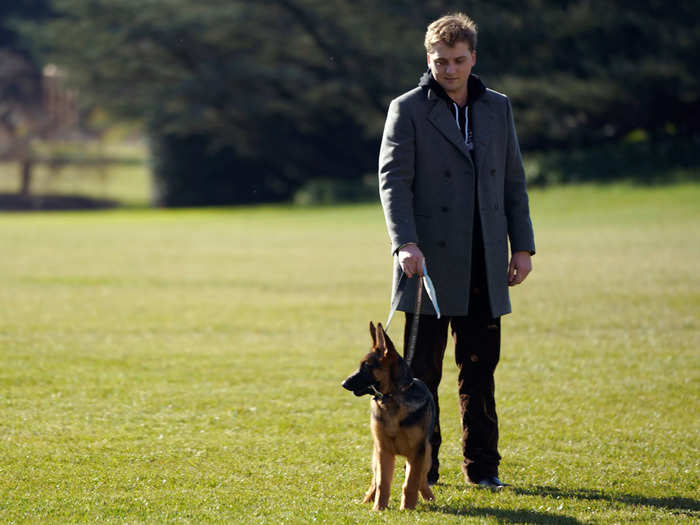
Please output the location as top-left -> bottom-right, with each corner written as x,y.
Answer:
369,322 -> 377,347
472,50 -> 477,67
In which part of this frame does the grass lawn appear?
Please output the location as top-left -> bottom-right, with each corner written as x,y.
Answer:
0,184 -> 698,523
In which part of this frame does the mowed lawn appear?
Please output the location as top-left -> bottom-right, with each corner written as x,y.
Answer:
0,184 -> 698,524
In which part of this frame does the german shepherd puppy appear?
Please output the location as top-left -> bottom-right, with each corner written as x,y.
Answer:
342,322 -> 436,510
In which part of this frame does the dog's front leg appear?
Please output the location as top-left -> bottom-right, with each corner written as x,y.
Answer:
373,447 -> 395,511
362,447 -> 377,504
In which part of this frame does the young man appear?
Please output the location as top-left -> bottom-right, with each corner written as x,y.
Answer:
378,13 -> 535,489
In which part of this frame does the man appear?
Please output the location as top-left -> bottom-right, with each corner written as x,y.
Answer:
378,12 -> 535,489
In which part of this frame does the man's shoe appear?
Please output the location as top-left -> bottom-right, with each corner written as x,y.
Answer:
475,476 -> 510,490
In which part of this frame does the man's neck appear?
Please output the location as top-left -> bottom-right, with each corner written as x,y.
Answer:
447,88 -> 468,107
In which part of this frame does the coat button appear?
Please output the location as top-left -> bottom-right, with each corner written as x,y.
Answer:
444,170 -> 451,178
441,206 -> 449,212
490,168 -> 496,176
494,203 -> 499,210
437,240 -> 446,248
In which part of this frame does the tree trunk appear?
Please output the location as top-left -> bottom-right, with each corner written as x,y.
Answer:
20,159 -> 32,197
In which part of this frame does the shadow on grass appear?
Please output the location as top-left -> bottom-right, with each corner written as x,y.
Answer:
0,193 -> 119,211
432,503 -> 582,524
513,485 -> 699,517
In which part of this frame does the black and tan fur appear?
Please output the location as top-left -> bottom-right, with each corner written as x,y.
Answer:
342,322 -> 436,510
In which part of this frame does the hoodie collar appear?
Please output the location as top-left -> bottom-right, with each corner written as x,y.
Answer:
418,69 -> 486,107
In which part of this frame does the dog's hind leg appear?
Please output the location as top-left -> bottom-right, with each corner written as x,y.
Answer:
401,457 -> 421,509
403,442 -> 433,509
373,448 -> 395,511
419,442 -> 434,502
362,449 -> 377,504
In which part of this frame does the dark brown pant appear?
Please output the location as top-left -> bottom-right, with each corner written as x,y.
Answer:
404,300 -> 501,483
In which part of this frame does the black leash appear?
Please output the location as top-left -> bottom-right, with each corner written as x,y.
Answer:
403,276 -> 423,367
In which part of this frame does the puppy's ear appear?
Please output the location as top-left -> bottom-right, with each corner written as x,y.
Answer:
377,323 -> 396,359
369,322 -> 377,347
375,322 -> 386,352
381,325 -> 398,357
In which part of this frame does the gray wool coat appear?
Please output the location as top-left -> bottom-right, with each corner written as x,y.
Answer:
378,77 -> 535,318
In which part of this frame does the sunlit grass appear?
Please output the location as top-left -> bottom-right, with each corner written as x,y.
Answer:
0,141 -> 150,206
0,184 -> 698,523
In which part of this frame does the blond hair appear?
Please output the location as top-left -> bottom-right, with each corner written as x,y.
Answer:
424,12 -> 477,52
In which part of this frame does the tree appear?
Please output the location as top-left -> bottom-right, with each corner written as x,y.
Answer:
469,0 -> 700,149
22,0 -> 700,204
0,0 -> 63,196
28,0 -> 421,204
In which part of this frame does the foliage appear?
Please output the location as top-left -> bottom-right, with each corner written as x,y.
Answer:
0,184 -> 698,522
0,0 -> 53,51
471,0 -> 700,148
25,0 -> 414,204
0,1 -> 51,160
1,0 -> 103,196
18,0 -> 700,204
524,137 -> 700,186
292,176 -> 378,205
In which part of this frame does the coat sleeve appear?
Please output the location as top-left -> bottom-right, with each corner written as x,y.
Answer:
503,96 -> 536,255
378,98 -> 418,254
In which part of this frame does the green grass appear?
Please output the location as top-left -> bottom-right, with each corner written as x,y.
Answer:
0,184 -> 698,523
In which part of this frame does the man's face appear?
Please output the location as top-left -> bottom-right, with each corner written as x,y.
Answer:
427,41 -> 476,100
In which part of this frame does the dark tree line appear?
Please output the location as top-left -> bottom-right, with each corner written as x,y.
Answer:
1,1 -> 56,194
10,0 -> 700,205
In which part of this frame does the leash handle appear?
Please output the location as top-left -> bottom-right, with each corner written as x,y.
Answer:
404,276 -> 423,367
421,260 -> 441,319
386,260 -> 440,329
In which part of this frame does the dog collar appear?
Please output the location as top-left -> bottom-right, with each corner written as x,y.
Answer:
370,381 -> 414,401
369,384 -> 387,400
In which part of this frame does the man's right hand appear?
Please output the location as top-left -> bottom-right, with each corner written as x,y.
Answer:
398,243 -> 425,278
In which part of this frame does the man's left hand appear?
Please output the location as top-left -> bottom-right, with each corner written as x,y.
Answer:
508,251 -> 532,286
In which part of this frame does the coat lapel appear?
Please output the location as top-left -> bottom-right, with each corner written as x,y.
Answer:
426,88 -> 496,168
426,90 -> 472,160
471,96 -> 496,177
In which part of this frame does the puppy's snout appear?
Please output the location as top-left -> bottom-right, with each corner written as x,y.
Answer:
342,370 -> 365,395
342,371 -> 358,391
